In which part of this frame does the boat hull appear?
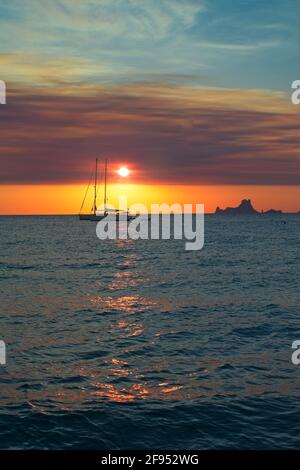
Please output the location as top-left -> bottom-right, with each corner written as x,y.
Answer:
79,214 -> 136,221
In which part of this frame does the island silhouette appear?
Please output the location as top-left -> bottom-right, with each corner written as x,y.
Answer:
215,199 -> 282,215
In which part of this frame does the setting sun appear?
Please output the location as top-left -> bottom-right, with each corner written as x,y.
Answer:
118,167 -> 130,177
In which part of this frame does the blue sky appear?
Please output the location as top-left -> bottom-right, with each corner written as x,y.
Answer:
0,0 -> 298,90
0,0 -> 298,191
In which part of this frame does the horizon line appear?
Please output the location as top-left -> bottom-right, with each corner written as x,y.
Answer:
0,212 -> 299,217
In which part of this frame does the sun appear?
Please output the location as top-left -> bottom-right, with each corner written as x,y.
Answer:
118,167 -> 130,177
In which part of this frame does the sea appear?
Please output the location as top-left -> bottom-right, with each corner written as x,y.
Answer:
0,215 -> 299,449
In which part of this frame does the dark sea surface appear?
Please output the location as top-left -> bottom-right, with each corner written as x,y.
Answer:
0,215 -> 299,450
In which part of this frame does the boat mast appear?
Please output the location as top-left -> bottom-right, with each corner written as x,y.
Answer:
104,158 -> 108,212
93,158 -> 98,214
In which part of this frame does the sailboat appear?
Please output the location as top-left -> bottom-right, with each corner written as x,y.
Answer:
79,158 -> 136,221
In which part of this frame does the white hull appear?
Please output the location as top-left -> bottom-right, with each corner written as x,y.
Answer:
79,213 -> 136,221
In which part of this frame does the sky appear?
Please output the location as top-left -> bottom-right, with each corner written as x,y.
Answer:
0,0 -> 299,213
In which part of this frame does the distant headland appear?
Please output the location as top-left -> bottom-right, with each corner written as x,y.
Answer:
215,199 -> 282,215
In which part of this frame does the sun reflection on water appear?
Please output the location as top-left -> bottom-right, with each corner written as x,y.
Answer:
90,381 -> 185,403
90,294 -> 156,314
